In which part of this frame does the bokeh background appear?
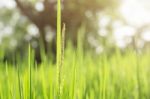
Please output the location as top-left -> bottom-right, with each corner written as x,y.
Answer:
0,0 -> 150,63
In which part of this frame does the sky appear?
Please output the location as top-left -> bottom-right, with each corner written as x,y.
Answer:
118,0 -> 150,47
0,0 -> 16,9
120,0 -> 150,27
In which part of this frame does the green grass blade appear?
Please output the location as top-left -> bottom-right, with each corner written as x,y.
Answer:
28,44 -> 32,99
56,0 -> 62,97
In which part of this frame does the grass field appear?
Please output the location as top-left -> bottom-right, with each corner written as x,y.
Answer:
0,0 -> 150,99
0,47 -> 150,99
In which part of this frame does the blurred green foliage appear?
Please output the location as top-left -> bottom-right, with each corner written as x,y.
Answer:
0,0 -> 119,62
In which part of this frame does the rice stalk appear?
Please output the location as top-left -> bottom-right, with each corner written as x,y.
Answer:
56,0 -> 62,97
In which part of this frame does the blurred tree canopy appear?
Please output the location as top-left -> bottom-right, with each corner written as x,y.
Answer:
0,0 -> 118,63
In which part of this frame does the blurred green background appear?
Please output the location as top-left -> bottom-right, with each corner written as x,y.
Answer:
0,0 -> 150,99
0,0 -> 150,63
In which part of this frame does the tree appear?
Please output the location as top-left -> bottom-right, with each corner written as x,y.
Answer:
13,0 -> 117,62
